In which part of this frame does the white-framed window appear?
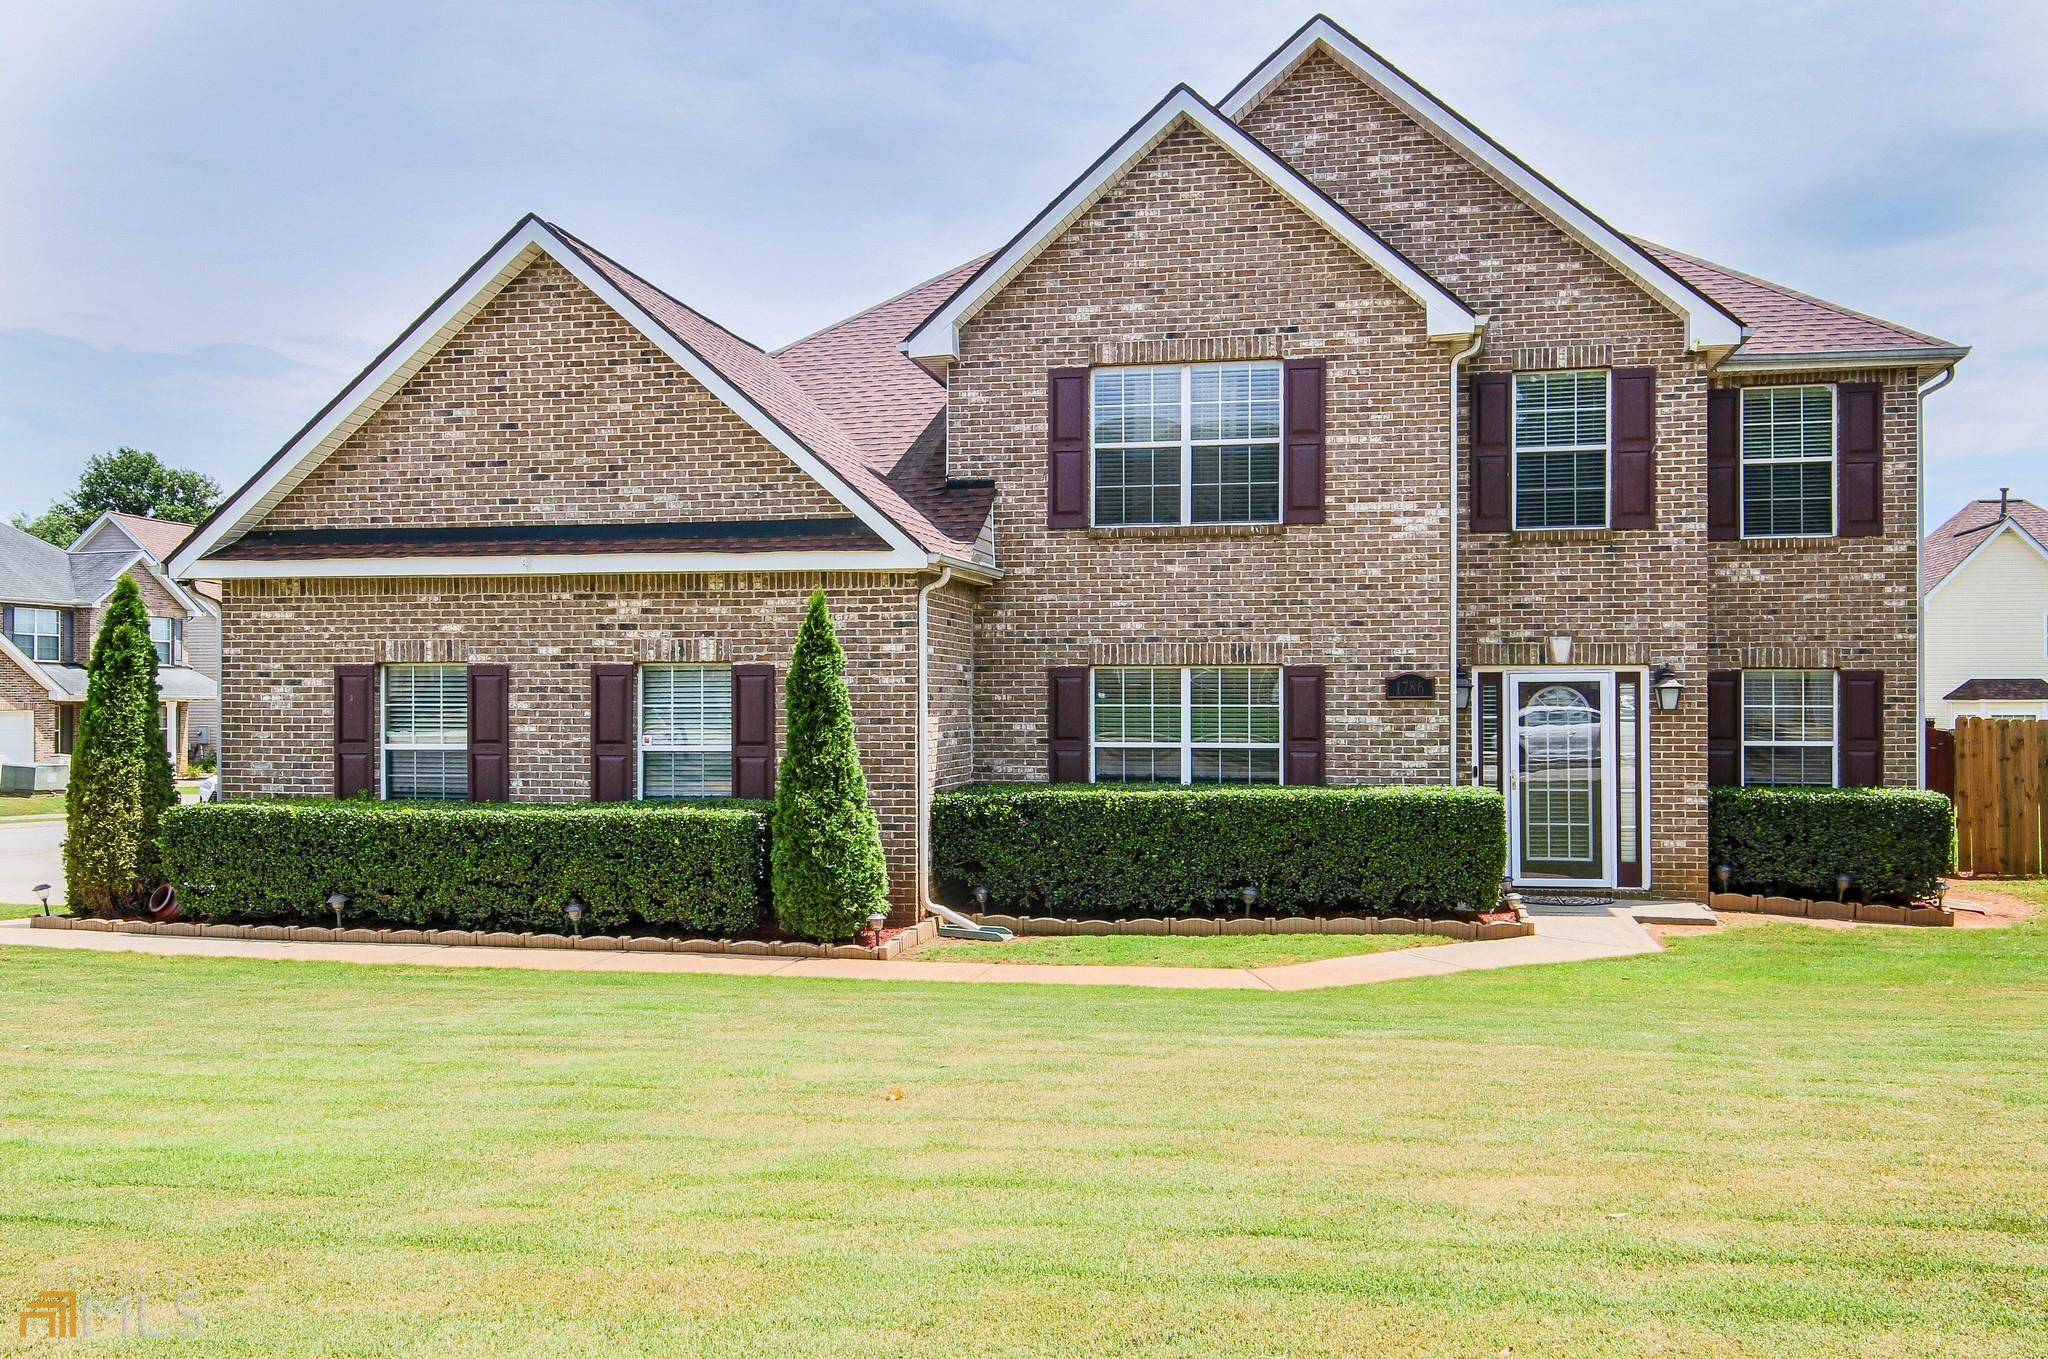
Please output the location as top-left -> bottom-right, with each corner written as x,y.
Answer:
1091,363 -> 1282,527
1513,370 -> 1609,529
8,607 -> 62,662
149,617 -> 177,665
639,665 -> 732,799
1740,670 -> 1836,787
1741,385 -> 1834,538
1091,666 -> 1282,785
382,664 -> 468,801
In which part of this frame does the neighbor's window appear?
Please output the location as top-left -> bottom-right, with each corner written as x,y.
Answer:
1741,385 -> 1834,537
1513,370 -> 1608,529
148,617 -> 177,665
1740,669 -> 1835,787
1092,666 -> 1282,785
639,665 -> 732,799
382,664 -> 468,801
1092,363 -> 1281,526
8,607 -> 62,662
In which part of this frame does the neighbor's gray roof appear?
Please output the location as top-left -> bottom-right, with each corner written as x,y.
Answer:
0,522 -> 163,610
43,664 -> 217,702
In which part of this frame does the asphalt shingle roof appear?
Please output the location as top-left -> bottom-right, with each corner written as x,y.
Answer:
1923,497 -> 2048,593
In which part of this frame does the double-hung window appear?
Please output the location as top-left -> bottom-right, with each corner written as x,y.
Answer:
1091,666 -> 1282,784
149,617 -> 177,665
1741,386 -> 1834,537
382,664 -> 468,801
8,607 -> 62,661
1740,670 -> 1836,787
639,665 -> 732,799
1513,370 -> 1609,529
1092,363 -> 1282,526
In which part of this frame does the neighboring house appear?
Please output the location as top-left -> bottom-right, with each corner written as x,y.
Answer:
1,514 -> 220,781
168,15 -> 1965,911
1923,493 -> 2048,727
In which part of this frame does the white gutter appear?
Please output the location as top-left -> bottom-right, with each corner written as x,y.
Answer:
1915,364 -> 1957,786
1446,330 -> 1486,783
913,567 -> 1013,938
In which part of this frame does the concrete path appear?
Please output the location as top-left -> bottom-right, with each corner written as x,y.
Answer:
0,820 -> 64,905
0,907 -> 1662,991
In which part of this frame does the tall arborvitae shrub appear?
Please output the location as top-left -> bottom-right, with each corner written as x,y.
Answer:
65,576 -> 178,915
771,591 -> 889,940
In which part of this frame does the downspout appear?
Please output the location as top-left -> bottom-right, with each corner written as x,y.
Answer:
1915,364 -> 1956,787
1447,330 -> 1486,784
915,566 -> 1013,940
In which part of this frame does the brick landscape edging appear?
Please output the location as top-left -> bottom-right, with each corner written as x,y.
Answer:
1708,893 -> 1953,926
969,914 -> 1533,941
26,914 -> 943,959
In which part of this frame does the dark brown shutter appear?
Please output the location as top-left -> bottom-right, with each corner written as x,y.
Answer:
61,610 -> 78,664
1047,667 -> 1089,782
1283,666 -> 1327,786
0,606 -> 13,642
1610,367 -> 1656,530
1836,382 -> 1884,537
1707,388 -> 1740,540
1282,357 -> 1327,524
1046,367 -> 1089,529
171,617 -> 184,665
1470,372 -> 1512,533
1707,669 -> 1740,787
590,664 -> 635,802
732,663 -> 777,799
334,664 -> 376,798
467,664 -> 510,802
1838,670 -> 1884,786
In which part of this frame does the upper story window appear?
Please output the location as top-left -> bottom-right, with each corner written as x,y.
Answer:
1741,386 -> 1834,537
1091,666 -> 1282,785
1513,370 -> 1609,530
149,617 -> 178,666
1092,363 -> 1282,527
1741,669 -> 1836,787
640,664 -> 732,799
7,607 -> 62,662
382,664 -> 468,801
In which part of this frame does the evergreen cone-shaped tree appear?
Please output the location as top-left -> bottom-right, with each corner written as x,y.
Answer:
771,591 -> 889,940
65,576 -> 178,916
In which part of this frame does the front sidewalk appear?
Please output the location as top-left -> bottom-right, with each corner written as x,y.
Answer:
0,906 -> 1664,989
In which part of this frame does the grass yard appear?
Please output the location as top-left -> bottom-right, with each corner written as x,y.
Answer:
0,913 -> 2043,1357
919,931 -> 1442,968
0,904 -> 45,921
0,794 -> 63,819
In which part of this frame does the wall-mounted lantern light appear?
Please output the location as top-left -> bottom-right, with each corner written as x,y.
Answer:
1453,668 -> 1472,710
1653,665 -> 1684,713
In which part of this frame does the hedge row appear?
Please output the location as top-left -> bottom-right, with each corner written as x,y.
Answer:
931,783 -> 1506,918
156,800 -> 769,935
1708,786 -> 1952,904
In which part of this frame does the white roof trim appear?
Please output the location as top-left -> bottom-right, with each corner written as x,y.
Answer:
902,85 -> 1481,365
0,634 -> 67,702
170,216 -> 923,579
89,557 -> 208,620
66,510 -> 138,555
1221,16 -> 1744,354
1924,516 -> 2048,603
187,548 -> 929,581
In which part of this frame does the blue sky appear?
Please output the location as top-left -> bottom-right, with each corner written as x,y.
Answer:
4,0 -> 2044,526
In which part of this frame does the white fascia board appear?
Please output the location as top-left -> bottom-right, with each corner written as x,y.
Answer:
1924,518 -> 2048,603
1717,347 -> 1970,373
66,510 -> 135,554
902,86 -> 1479,365
1221,18 -> 1744,353
0,634 -> 66,702
171,217 -> 925,579
188,547 -> 930,581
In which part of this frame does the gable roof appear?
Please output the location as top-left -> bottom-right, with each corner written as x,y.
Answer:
1639,241 -> 1967,369
172,216 -> 997,582
1924,498 -> 2048,594
0,523 -> 85,607
70,510 -> 194,562
902,84 -> 1480,368
1222,14 -> 1743,355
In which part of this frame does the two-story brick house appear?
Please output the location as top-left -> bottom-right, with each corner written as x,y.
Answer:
169,16 -> 1964,911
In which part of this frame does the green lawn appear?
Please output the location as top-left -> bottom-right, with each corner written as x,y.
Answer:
0,918 -> 2043,1357
0,904 -> 47,920
0,793 -> 63,819
920,931 -> 1441,968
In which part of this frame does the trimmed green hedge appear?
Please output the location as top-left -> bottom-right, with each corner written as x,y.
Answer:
158,800 -> 769,935
931,783 -> 1506,918
1708,787 -> 1952,904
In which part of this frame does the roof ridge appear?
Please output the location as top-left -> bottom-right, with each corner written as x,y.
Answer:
1634,237 -> 1956,350
542,221 -> 771,357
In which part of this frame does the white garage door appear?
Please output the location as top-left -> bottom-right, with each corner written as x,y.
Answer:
0,710 -> 32,765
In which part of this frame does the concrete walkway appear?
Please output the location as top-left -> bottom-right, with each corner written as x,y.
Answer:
0,907 -> 1663,991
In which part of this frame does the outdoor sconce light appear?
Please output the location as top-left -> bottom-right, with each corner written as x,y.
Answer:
327,893 -> 347,930
1715,864 -> 1732,893
972,885 -> 990,911
1241,885 -> 1261,913
1653,666 -> 1684,713
33,883 -> 50,916
565,899 -> 585,939
1547,634 -> 1574,665
866,911 -> 888,948
1453,668 -> 1472,710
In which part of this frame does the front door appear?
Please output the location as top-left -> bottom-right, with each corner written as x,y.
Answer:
1507,673 -> 1615,887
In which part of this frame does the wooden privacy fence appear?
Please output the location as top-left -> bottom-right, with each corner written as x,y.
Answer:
1950,716 -> 2048,875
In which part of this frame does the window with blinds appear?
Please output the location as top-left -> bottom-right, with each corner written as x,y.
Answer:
1091,666 -> 1281,785
8,607 -> 62,661
1512,370 -> 1609,529
640,665 -> 733,799
1093,363 -> 1282,526
1741,386 -> 1834,537
1741,669 -> 1836,787
382,664 -> 468,801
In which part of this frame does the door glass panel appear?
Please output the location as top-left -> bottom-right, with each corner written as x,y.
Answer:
1516,681 -> 1603,882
